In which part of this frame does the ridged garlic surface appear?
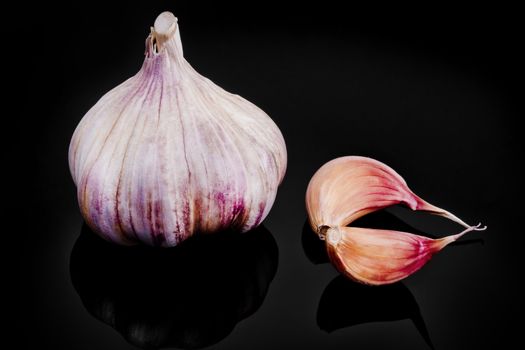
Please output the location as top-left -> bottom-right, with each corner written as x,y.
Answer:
69,12 -> 287,247
306,156 -> 485,285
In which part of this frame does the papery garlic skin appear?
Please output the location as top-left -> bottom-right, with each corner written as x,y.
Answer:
306,156 -> 485,285
69,12 -> 287,247
325,225 -> 482,285
306,156 -> 469,232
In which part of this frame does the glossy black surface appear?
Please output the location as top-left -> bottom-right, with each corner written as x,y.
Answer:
70,224 -> 278,349
15,1 -> 523,349
317,276 -> 433,349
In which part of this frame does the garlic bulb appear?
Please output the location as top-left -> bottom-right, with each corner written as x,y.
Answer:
306,156 -> 485,285
69,12 -> 287,247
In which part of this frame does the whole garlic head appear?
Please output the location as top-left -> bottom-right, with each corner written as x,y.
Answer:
69,12 -> 287,247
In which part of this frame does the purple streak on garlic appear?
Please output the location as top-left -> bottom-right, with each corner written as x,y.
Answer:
69,12 -> 287,247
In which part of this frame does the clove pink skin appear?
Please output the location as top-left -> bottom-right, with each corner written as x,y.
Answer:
306,156 -> 486,285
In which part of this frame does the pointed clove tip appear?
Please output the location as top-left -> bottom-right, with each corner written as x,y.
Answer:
451,222 -> 487,242
434,222 -> 487,250
473,222 -> 487,231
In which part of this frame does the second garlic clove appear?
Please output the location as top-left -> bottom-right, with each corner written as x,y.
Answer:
325,225 -> 484,285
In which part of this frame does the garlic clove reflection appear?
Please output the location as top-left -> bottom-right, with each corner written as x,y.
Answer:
317,276 -> 434,349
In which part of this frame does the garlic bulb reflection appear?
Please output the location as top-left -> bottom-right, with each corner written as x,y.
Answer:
70,224 -> 278,349
69,12 -> 287,246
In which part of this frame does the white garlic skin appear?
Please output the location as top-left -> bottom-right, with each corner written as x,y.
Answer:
68,12 -> 287,247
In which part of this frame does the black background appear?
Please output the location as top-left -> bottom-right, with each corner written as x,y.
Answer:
14,1 -> 523,349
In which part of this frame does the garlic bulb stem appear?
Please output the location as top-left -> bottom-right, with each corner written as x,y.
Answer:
151,11 -> 179,53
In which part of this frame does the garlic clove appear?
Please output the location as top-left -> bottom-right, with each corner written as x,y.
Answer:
306,155 -> 486,285
325,224 -> 485,285
306,156 -> 470,235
